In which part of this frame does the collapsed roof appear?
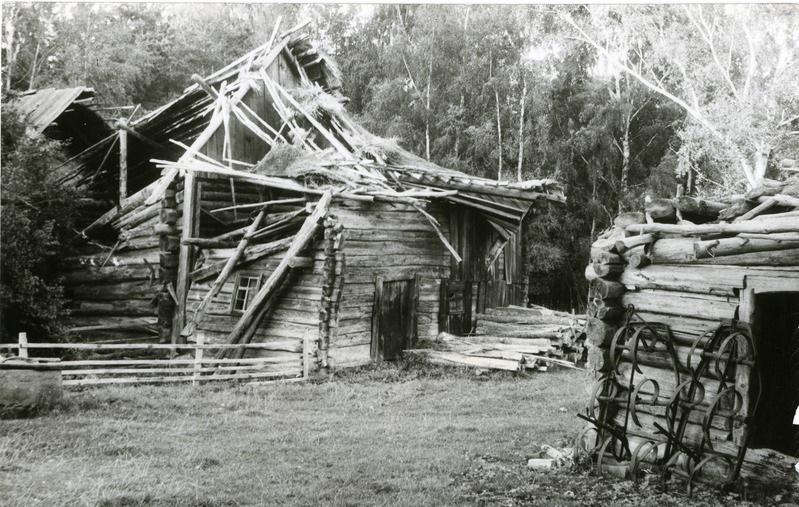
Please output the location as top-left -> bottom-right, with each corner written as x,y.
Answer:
76,20 -> 564,248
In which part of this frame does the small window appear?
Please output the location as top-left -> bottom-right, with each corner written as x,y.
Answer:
231,273 -> 262,313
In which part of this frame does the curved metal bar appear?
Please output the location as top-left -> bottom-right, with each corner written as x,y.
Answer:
630,439 -> 661,484
687,453 -> 733,497
609,325 -> 632,376
702,387 -> 743,450
589,376 -> 618,421
631,378 -> 660,427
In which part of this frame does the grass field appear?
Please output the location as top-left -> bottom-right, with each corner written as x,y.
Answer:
0,362 -> 793,506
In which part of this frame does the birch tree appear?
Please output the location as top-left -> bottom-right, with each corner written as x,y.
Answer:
562,4 -> 799,191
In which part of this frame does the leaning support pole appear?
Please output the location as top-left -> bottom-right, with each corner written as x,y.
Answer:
220,190 -> 333,357
181,208 -> 267,338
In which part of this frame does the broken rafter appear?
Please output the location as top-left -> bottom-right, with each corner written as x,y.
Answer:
412,203 -> 462,264
210,197 -> 306,214
266,77 -> 354,158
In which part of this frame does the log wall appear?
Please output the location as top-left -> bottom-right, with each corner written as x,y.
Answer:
330,200 -> 451,367
583,211 -> 799,487
64,198 -> 164,342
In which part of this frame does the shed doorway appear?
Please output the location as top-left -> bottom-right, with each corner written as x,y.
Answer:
371,276 -> 420,361
750,292 -> 799,456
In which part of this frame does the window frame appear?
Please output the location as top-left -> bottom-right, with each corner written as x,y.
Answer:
230,271 -> 263,315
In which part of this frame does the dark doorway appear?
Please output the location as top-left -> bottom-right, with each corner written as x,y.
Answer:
371,276 -> 419,361
750,292 -> 799,456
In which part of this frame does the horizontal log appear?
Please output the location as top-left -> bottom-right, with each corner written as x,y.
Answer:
585,318 -> 617,348
589,279 -> 626,300
588,300 -> 624,321
621,290 -> 738,322
475,313 -> 575,326
487,305 -> 583,320
619,264 -> 767,296
649,238 -> 697,263
69,300 -> 156,317
693,247 -> 799,266
629,311 -> 722,345
474,321 -> 567,339
674,196 -> 726,217
62,250 -> 160,270
694,236 -> 799,259
67,317 -> 158,333
625,249 -> 649,268
593,262 -> 624,277
68,281 -> 160,300
63,264 -> 157,285
119,236 -> 160,251
627,216 -> 799,236
438,332 -> 553,350
614,233 -> 655,253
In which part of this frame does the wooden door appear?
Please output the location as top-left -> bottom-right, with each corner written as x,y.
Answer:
371,275 -> 420,360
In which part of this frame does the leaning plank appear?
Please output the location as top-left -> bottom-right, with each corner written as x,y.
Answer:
406,349 -> 521,371
81,179 -> 160,235
222,190 -> 333,352
190,236 -> 294,282
181,209 -> 267,337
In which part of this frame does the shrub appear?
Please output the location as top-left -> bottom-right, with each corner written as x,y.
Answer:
0,102 -> 82,343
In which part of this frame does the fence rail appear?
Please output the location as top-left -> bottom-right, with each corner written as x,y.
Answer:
1,332 -> 310,387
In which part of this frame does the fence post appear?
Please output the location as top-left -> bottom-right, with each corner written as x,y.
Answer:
193,332 -> 204,386
302,331 -> 310,380
18,332 -> 28,358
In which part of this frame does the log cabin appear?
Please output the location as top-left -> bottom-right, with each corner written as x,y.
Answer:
61,24 -> 565,376
581,179 -> 799,490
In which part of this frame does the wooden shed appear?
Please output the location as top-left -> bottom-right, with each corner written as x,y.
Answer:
581,179 -> 799,491
62,24 -> 564,376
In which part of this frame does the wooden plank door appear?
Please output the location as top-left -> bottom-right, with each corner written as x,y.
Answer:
371,275 -> 419,360
439,279 -> 475,336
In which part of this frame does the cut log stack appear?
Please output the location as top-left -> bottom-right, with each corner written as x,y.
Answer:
409,305 -> 585,372
581,176 -> 799,488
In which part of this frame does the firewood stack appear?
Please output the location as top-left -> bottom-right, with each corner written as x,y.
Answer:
409,305 -> 585,372
582,175 -> 799,487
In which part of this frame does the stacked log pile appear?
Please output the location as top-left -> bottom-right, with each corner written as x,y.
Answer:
410,305 -> 585,372
581,176 -> 799,488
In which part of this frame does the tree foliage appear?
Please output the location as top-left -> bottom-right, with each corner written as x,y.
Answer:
2,4 -> 795,312
0,105 -> 83,342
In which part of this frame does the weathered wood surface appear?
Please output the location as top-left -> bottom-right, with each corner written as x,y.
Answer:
619,263 -> 798,296
626,216 -> 799,236
620,289 -> 738,322
694,235 -> 799,259
222,190 -> 332,352
182,209 -> 267,337
474,313 -> 576,326
406,349 -> 521,371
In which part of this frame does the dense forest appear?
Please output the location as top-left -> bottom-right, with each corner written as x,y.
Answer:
2,3 -> 798,321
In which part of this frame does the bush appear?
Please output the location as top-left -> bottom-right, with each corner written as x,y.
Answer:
0,102 -> 82,343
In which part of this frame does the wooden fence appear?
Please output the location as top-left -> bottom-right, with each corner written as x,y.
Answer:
1,332 -> 310,387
